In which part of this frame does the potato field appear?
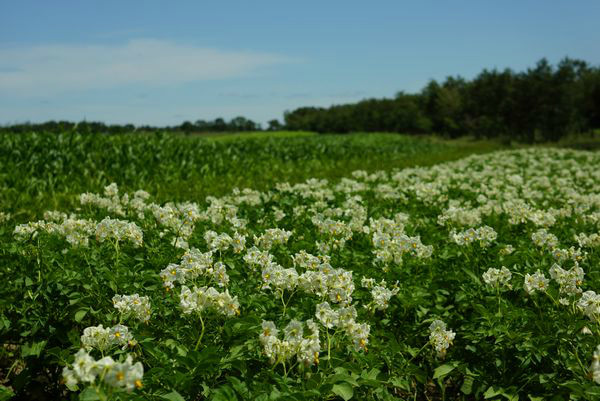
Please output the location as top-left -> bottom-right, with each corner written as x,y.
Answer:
1,132 -> 600,400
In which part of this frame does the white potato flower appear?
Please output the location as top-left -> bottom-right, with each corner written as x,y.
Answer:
482,266 -> 512,289
429,320 -> 455,358
523,270 -> 549,294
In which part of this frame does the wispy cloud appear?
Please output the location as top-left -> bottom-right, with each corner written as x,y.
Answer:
0,39 -> 291,95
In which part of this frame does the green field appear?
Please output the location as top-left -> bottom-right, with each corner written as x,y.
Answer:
0,131 -> 503,220
2,132 -> 600,400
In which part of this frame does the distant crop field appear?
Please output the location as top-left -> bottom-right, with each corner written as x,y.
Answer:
0,131 -> 500,219
199,130 -> 317,141
2,132 -> 600,400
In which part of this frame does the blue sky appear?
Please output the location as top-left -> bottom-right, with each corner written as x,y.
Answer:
1,1 -> 598,126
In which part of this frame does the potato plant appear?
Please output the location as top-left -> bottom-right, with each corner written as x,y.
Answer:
2,147 -> 600,400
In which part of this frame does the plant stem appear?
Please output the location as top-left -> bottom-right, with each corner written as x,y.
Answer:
545,291 -> 559,306
406,342 -> 430,365
280,290 -> 287,316
497,288 -> 501,315
573,346 -> 588,377
194,314 -> 205,351
114,240 -> 120,268
327,329 -> 332,367
287,360 -> 299,377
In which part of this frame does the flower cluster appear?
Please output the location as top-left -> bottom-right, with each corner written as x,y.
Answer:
523,270 -> 550,294
112,294 -> 151,322
179,285 -> 240,316
371,229 -> 432,268
591,345 -> 600,384
160,248 -> 229,289
254,228 -> 292,250
14,215 -> 96,247
244,247 -> 275,270
549,263 -> 584,296
315,302 -> 370,351
80,324 -> 134,352
437,205 -> 482,227
451,226 -> 497,247
499,244 -> 515,255
62,349 -> 143,392
531,229 -> 558,250
80,183 -> 127,216
261,264 -> 299,292
151,202 -> 202,249
482,266 -> 512,290
311,215 -> 353,252
361,278 -> 399,310
550,246 -> 585,264
0,211 -> 10,223
259,319 -> 321,366
577,291 -> 600,321
575,232 -> 600,249
95,217 -> 143,247
292,251 -> 329,270
298,265 -> 355,305
201,197 -> 241,225
204,230 -> 234,252
429,319 -> 455,358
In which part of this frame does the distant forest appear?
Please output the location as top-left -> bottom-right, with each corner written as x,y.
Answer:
1,116 -> 266,136
284,58 -> 600,143
3,58 -> 599,143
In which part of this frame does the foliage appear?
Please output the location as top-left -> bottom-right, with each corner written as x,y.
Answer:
284,58 -> 600,142
0,116 -> 263,135
2,138 -> 600,400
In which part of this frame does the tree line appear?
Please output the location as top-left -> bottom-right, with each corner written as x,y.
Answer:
284,58 -> 600,142
2,58 -> 599,142
0,116 -> 269,135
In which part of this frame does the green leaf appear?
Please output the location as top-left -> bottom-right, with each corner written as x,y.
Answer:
389,377 -> 410,391
484,386 -> 519,401
361,367 -> 380,381
462,267 -> 481,284
433,364 -> 456,379
484,386 -> 504,399
79,387 -> 101,401
21,340 -> 47,358
0,385 -> 15,401
460,376 -> 474,395
332,383 -> 353,401
160,390 -> 186,401
74,309 -> 87,323
210,385 -> 238,401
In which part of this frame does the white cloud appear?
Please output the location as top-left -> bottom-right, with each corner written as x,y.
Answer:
0,39 -> 290,95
